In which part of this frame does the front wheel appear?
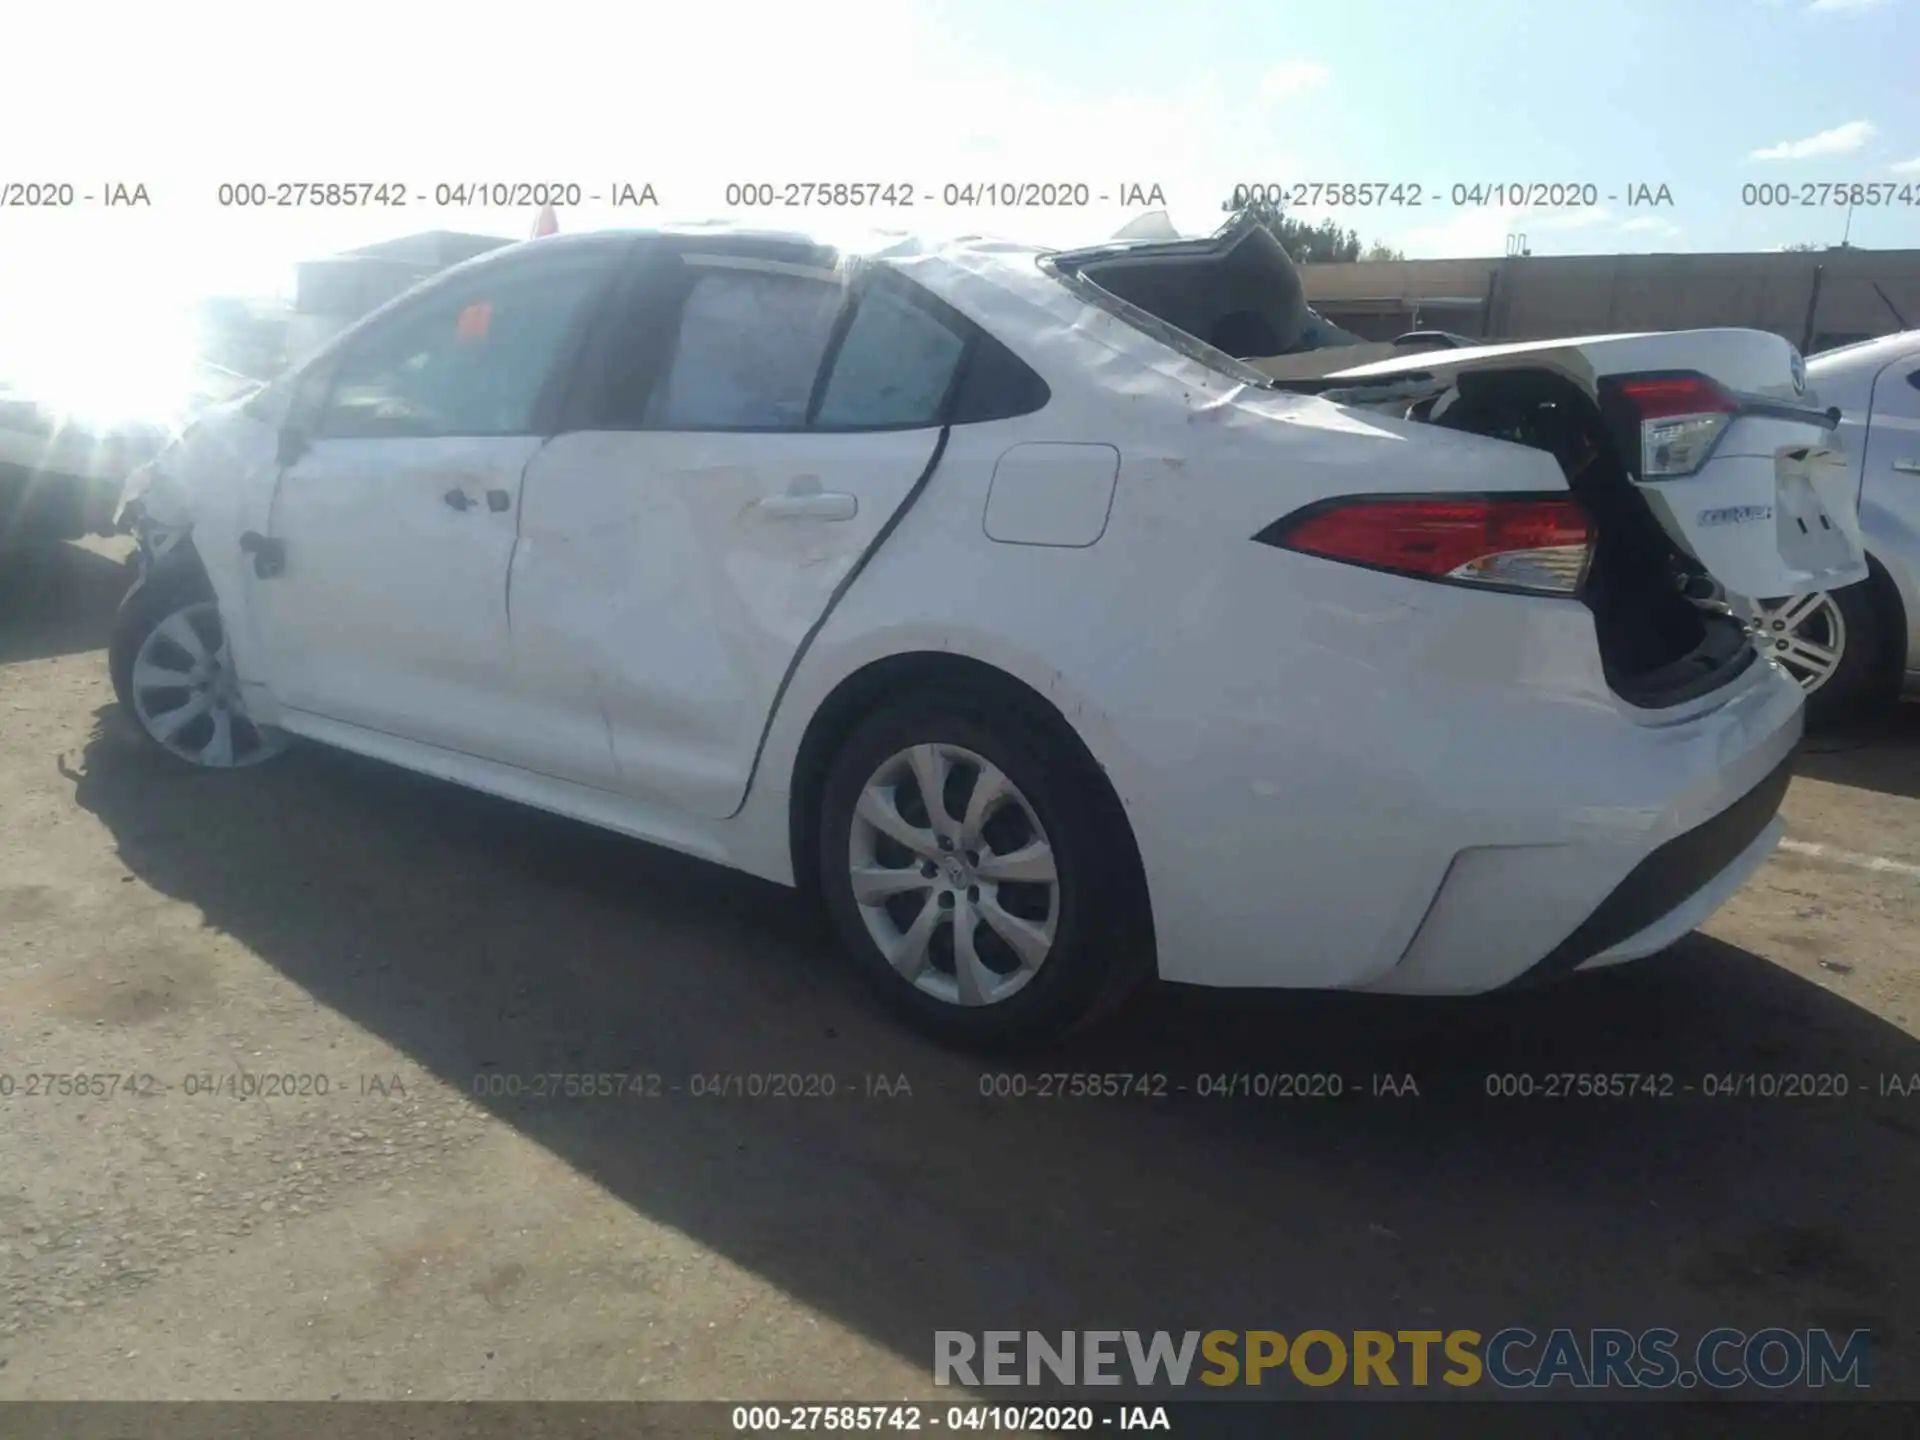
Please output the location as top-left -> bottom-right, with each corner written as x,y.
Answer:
816,693 -> 1151,1050
108,567 -> 287,768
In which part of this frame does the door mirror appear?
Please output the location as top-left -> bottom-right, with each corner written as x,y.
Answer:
276,425 -> 308,467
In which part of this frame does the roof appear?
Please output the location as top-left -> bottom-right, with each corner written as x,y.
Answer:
428,224 -> 1069,316
1806,328 -> 1920,373
339,230 -> 515,266
478,222 -> 1057,263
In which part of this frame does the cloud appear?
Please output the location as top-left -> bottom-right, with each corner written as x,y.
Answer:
1616,217 -> 1685,251
1535,207 -> 1615,232
1808,0 -> 1888,12
1255,60 -> 1331,106
1891,156 -> 1920,174
1388,205 -> 1615,259
1750,120 -> 1877,160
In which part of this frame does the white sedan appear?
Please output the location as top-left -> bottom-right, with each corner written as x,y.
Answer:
2,363 -> 259,546
111,219 -> 1863,1048
1728,329 -> 1920,724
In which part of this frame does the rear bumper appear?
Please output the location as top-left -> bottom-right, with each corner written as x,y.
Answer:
1350,661 -> 1804,996
1507,750 -> 1794,986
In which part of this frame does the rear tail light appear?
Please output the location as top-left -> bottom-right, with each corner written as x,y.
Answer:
1257,494 -> 1594,597
1603,372 -> 1738,478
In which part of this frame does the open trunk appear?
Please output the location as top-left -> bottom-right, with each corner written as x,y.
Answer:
1370,366 -> 1760,708
1047,224 -> 1864,710
1304,341 -> 1860,708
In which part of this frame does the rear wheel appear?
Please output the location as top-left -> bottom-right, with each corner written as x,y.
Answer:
816,692 -> 1150,1050
109,568 -> 286,768
1737,580 -> 1887,728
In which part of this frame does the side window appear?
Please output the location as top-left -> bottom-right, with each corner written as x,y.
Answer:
947,329 -> 1053,424
642,268 -> 845,429
813,285 -> 968,428
317,264 -> 602,439
1906,366 -> 1920,394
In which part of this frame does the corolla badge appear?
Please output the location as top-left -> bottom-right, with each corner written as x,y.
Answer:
1790,351 -> 1807,396
1698,504 -> 1774,528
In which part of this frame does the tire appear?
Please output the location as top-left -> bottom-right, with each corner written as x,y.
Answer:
815,689 -> 1152,1051
108,557 -> 286,769
1775,580 -> 1891,731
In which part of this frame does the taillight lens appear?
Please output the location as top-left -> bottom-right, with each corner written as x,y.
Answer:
1258,495 -> 1594,596
1605,372 -> 1738,478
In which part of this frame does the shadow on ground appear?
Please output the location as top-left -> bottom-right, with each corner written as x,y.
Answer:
60,691 -> 1920,1408
0,541 -> 134,666
1798,702 -> 1920,802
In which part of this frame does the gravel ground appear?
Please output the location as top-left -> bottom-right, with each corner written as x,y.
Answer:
3,538 -> 1919,1407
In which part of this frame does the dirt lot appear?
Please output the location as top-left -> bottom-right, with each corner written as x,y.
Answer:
3,539 -> 1920,1406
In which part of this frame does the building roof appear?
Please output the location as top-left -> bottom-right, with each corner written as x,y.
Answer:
338,231 -> 515,266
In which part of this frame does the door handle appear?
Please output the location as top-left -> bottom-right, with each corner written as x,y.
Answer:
760,491 -> 860,526
1894,459 -> 1920,475
486,488 -> 512,513
443,487 -> 476,511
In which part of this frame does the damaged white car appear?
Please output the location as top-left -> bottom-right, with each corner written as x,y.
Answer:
112,218 -> 1863,1047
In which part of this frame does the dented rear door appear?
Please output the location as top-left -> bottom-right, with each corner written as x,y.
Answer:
512,427 -> 942,817
507,254 -> 957,818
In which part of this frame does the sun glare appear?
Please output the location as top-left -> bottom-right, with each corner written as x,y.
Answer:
0,296 -> 205,430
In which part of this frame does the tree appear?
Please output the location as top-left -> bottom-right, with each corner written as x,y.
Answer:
1221,193 -> 1403,263
1783,242 -> 1824,252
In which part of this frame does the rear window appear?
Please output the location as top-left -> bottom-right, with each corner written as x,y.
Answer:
1044,261 -> 1277,388
1043,220 -> 1362,388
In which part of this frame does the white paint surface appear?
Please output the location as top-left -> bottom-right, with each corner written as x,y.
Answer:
133,224 -> 1845,996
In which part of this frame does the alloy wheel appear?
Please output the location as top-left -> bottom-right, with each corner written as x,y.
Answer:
847,742 -> 1060,1007
128,600 -> 285,767
1737,592 -> 1848,694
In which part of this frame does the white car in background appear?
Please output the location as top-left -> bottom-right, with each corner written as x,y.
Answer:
1730,329 -> 1920,724
0,385 -> 170,546
111,219 -> 1861,1048
1,363 -> 261,549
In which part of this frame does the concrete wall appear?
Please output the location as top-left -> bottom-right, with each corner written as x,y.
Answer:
1302,248 -> 1920,351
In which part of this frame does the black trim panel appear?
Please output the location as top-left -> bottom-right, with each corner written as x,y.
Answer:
1508,749 -> 1795,987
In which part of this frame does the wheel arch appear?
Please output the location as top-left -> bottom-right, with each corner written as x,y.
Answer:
1862,548 -> 1909,682
784,650 -> 1153,937
108,537 -> 217,698
146,532 -> 214,591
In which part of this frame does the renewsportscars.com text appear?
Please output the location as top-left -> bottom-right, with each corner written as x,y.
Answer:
933,1327 -> 1871,1390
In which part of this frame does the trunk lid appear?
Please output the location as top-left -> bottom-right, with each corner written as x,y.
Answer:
1048,218 -> 1863,604
1313,330 -> 1865,600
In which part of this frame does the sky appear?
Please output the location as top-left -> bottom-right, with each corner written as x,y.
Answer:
1,0 -> 1916,402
